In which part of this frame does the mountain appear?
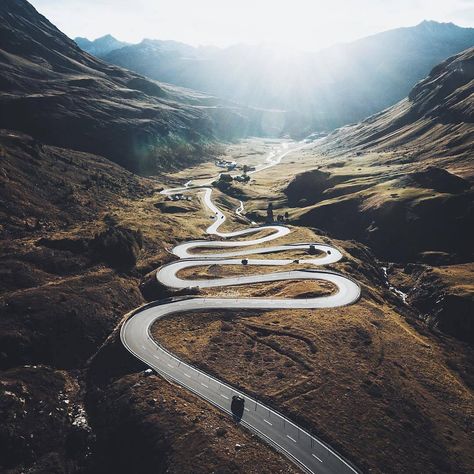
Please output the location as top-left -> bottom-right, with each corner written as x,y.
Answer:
0,0 -> 264,174
75,34 -> 129,56
290,46 -> 474,262
95,21 -> 474,135
277,47 -> 474,344
326,46 -> 474,173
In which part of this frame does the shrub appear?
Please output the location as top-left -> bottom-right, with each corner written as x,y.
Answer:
90,225 -> 143,270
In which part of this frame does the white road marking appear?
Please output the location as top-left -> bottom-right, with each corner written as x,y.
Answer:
183,373 -> 191,378
312,454 -> 323,463
264,419 -> 272,426
200,383 -> 208,388
167,363 -> 173,368
287,435 -> 297,443
220,394 -> 229,400
244,407 -> 250,412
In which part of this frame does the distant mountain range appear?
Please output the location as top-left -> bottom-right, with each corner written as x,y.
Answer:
76,21 -> 474,135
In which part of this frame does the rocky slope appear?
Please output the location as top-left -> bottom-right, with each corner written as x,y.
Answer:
0,0 -> 263,174
326,46 -> 474,172
85,21 -> 474,135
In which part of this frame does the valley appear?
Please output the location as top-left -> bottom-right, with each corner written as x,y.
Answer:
0,1 -> 473,473
148,139 -> 473,474
2,128 -> 473,473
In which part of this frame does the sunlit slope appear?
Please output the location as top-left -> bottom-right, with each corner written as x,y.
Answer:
327,46 -> 474,169
284,48 -> 473,263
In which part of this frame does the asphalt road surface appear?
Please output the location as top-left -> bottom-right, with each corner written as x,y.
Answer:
121,142 -> 361,474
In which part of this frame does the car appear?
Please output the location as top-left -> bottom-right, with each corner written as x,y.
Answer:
241,259 -> 248,265
293,259 -> 300,264
231,395 -> 245,417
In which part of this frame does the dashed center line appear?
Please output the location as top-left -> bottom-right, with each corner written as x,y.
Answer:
312,454 -> 323,463
263,419 -> 272,426
286,435 -> 297,443
200,383 -> 208,388
167,363 -> 173,368
220,394 -> 229,400
183,373 -> 191,378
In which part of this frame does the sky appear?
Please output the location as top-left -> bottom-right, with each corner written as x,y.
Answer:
29,0 -> 474,51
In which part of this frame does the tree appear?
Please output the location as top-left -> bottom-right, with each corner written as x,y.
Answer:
219,173 -> 233,183
266,202 -> 274,223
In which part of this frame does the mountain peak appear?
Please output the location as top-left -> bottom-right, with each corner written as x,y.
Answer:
96,33 -> 117,41
75,34 -> 129,55
417,19 -> 460,29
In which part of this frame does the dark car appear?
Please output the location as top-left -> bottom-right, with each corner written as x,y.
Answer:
231,395 -> 245,420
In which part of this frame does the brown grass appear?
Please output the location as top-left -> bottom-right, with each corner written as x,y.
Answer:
152,297 -> 474,474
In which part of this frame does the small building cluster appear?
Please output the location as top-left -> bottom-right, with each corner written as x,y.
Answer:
166,193 -> 191,201
215,159 -> 237,171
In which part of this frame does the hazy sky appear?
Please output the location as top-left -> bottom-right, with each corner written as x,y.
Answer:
29,0 -> 474,51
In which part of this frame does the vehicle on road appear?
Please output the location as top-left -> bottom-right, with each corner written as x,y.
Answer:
231,395 -> 245,420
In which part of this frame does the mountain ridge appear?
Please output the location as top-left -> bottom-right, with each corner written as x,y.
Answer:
78,20 -> 474,134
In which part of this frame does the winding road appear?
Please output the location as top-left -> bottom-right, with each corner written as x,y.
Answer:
121,142 -> 361,474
